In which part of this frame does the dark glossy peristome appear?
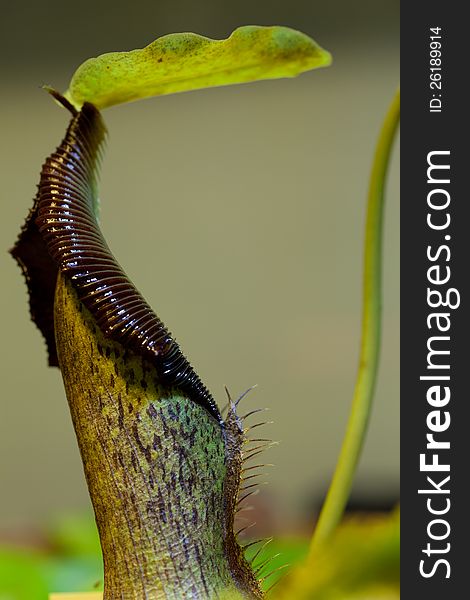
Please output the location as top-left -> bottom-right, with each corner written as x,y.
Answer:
11,97 -> 221,423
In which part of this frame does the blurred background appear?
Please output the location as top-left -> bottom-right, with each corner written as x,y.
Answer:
0,0 -> 399,594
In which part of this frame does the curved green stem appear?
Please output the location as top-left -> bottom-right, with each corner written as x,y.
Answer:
309,88 -> 400,555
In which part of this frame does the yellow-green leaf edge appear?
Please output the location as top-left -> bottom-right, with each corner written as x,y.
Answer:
64,25 -> 331,110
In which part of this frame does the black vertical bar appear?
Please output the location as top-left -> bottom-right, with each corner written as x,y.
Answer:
401,2 -> 468,598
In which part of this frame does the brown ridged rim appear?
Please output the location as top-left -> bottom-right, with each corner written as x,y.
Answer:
11,99 -> 221,423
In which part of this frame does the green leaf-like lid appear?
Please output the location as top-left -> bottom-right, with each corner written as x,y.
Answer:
64,25 -> 331,109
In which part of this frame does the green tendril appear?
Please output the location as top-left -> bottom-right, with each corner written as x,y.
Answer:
309,88 -> 400,555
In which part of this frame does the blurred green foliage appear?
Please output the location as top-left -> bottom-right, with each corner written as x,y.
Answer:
274,510 -> 400,599
0,510 -> 398,599
0,514 -> 103,599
